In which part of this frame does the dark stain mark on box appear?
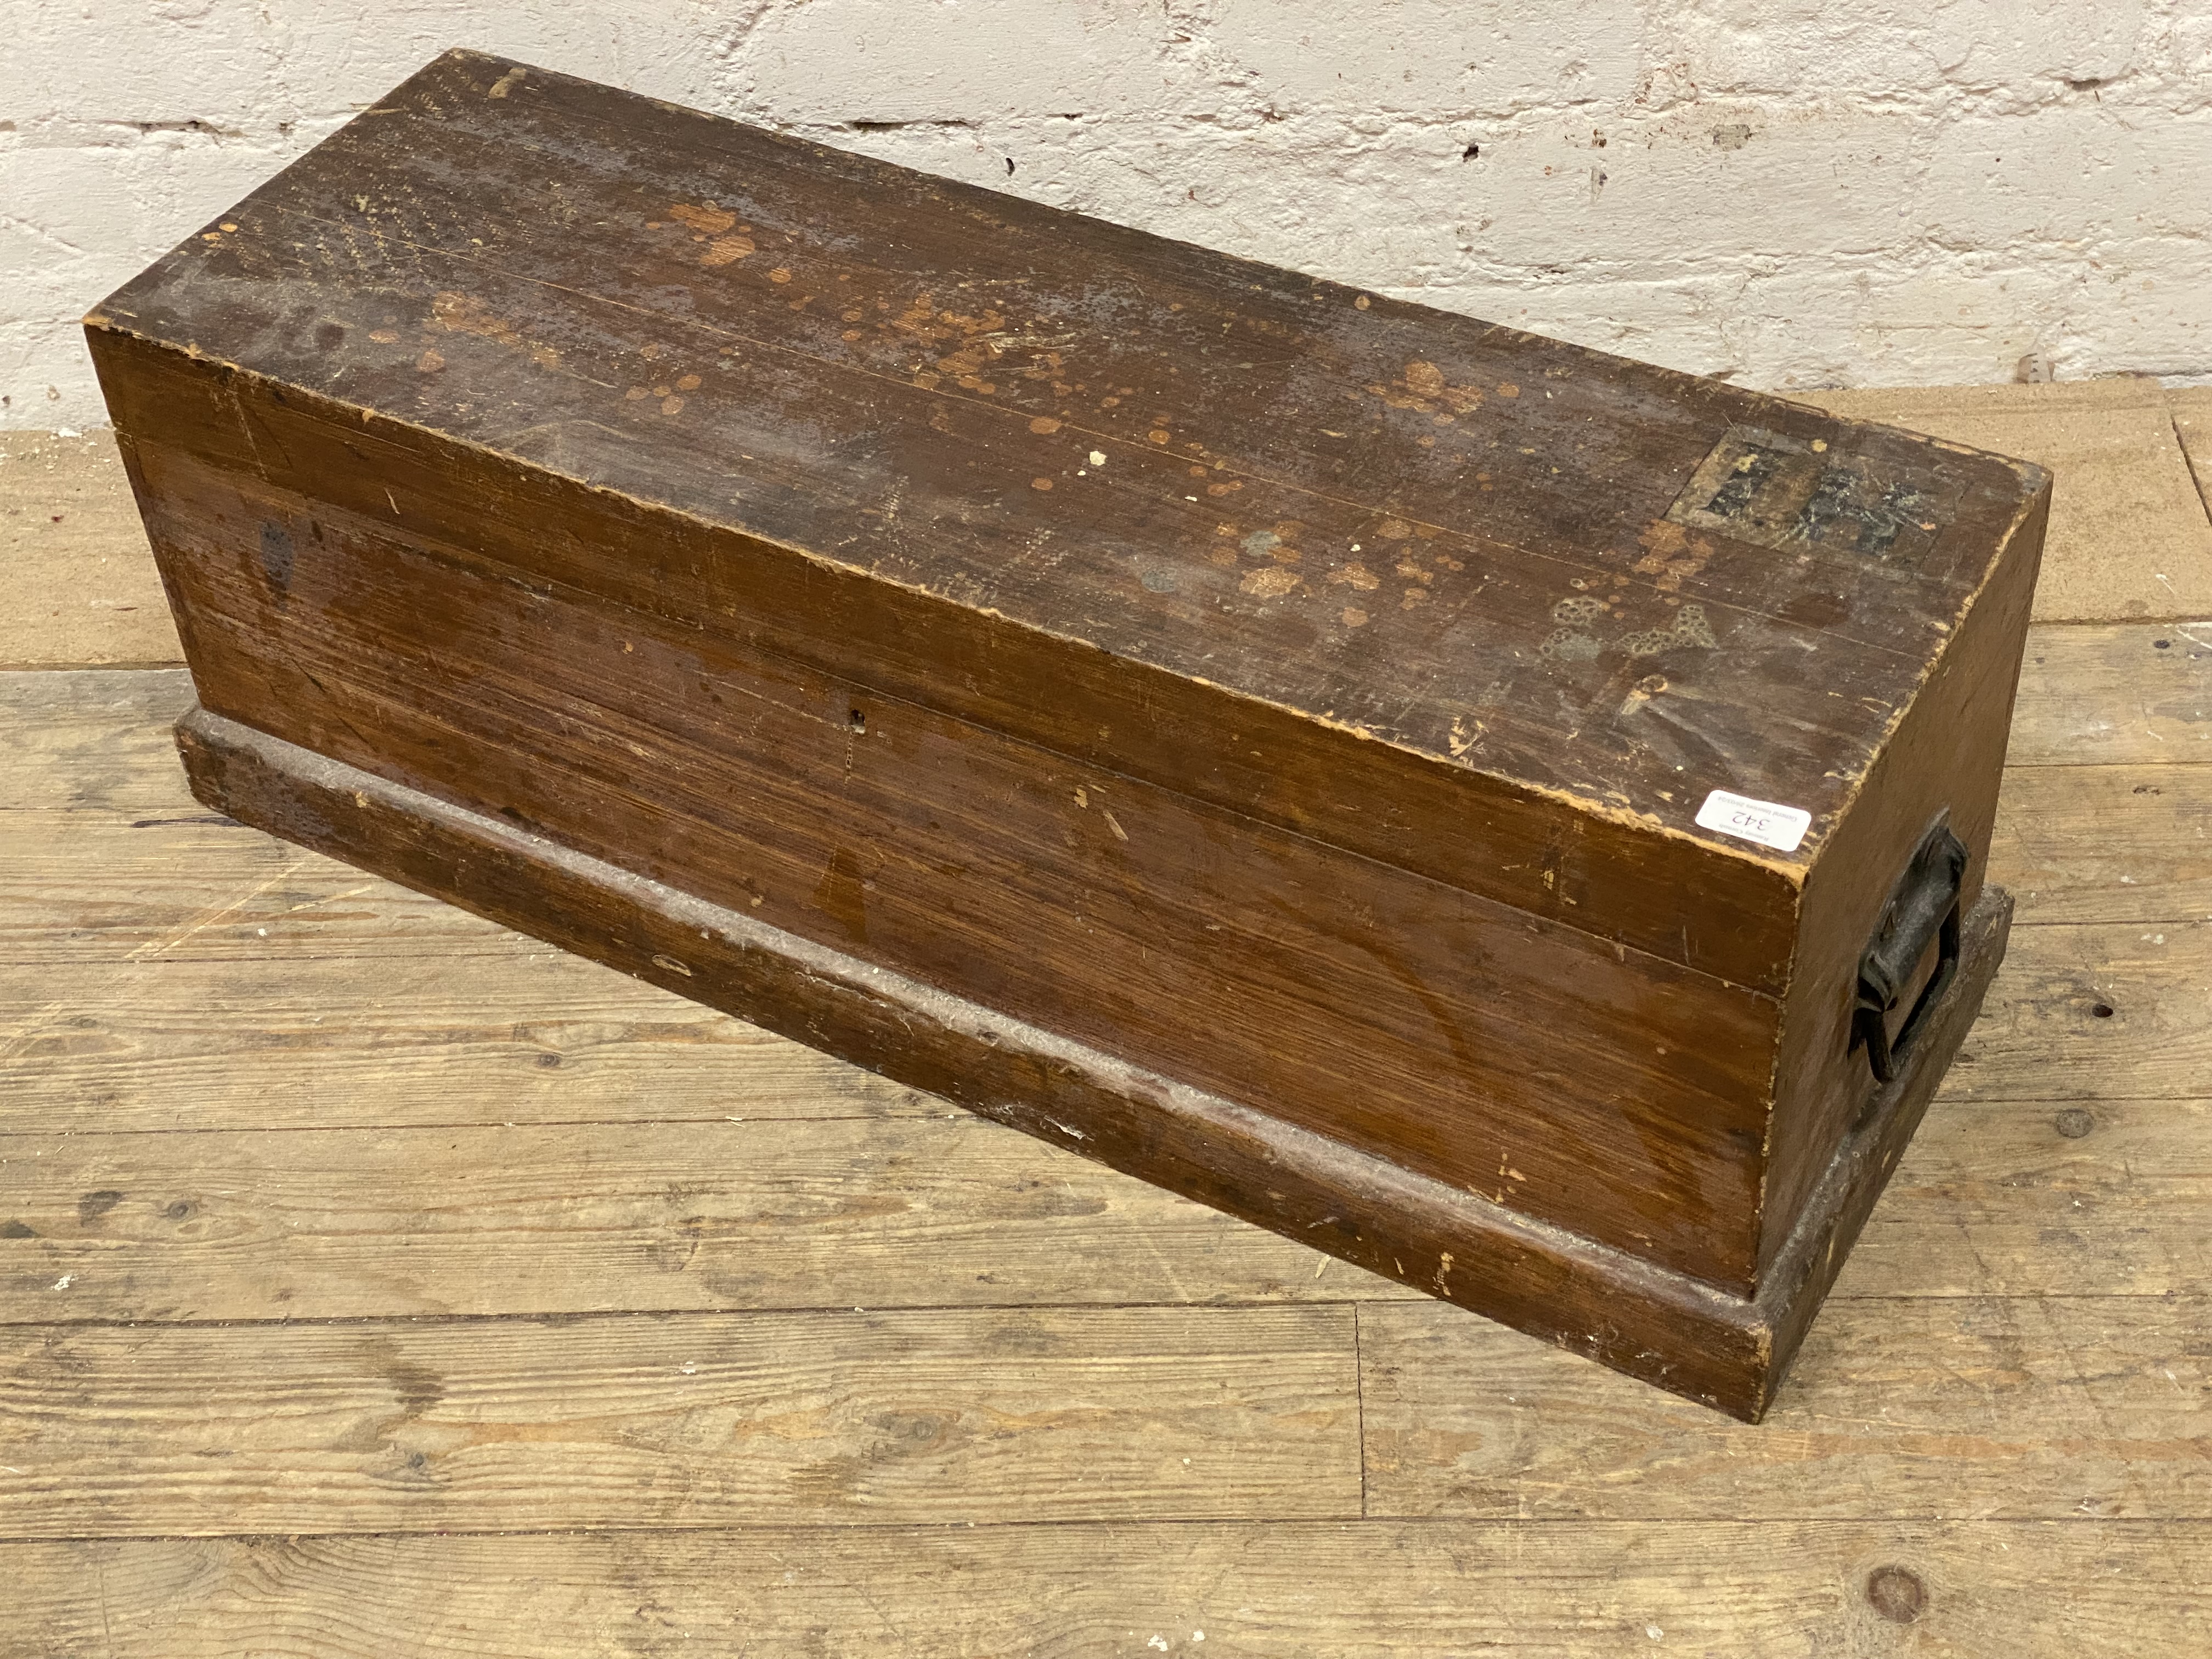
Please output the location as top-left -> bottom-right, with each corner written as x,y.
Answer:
1667,426 -> 1943,564
259,522 -> 296,591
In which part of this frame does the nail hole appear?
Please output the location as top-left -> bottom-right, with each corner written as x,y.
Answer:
2090,1002 -> 2115,1018
2054,1107 -> 2094,1138
1462,143 -> 1480,160
2152,639 -> 2170,648
848,708 -> 866,733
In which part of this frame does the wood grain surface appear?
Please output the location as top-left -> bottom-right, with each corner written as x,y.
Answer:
133,443 -> 1786,1287
1991,764 -> 2212,922
0,666 -> 192,809
1951,922 -> 2211,1101
0,431 -> 179,670
1849,1098 -> 2212,1299
0,1307 -> 1360,1537
0,1116 -> 1389,1321
182,698 -> 1921,1420
8,342 -> 2209,1646
2008,624 -> 2212,765
1361,1294 -> 2211,1520
0,952 -> 923,1132
4,1090 -> 2201,1313
9,1523 -> 2207,1657
1,625 -> 2207,1645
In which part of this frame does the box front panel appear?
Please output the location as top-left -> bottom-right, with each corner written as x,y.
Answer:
86,329 -> 1807,995
124,430 -> 1781,1290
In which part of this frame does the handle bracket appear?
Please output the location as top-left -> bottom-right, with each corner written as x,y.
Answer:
1852,819 -> 1970,1086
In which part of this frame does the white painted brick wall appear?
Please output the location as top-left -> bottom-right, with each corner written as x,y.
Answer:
4,0 -> 2209,429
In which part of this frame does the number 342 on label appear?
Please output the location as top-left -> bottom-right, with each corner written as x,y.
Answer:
1695,788 -> 1813,854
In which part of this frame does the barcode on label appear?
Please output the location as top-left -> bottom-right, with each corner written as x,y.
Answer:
1695,789 -> 1812,854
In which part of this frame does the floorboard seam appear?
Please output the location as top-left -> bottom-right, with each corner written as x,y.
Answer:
0,1299 -> 1376,1331
0,1290 -> 2198,1339
1353,1302 -> 1369,1520
0,1515 -> 2202,1545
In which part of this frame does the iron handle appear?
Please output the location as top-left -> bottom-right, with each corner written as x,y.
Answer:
1852,820 -> 1969,1085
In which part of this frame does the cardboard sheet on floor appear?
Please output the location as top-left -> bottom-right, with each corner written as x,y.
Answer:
0,430 -> 180,668
2170,387 -> 2212,535
1810,381 -> 2212,623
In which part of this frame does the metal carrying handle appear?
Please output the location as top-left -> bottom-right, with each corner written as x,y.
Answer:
1852,820 -> 1970,1085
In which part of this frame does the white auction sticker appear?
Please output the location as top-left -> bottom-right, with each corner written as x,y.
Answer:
1695,789 -> 1812,853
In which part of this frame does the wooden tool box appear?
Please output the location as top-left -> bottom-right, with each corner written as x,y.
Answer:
87,49 -> 2047,1419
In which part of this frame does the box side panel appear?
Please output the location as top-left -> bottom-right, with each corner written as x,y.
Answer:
122,428 -> 1779,1291
1757,482 -> 2048,1277
86,325 -> 1805,995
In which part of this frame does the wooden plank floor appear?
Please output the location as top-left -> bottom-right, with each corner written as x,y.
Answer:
5,400 -> 2212,1652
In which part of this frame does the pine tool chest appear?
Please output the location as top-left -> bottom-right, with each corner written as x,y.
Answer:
89,50 -> 2049,1419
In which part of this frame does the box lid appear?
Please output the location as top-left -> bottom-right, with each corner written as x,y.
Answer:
87,49 -> 2049,992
